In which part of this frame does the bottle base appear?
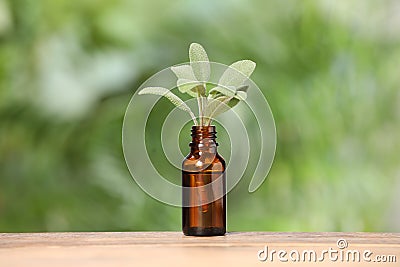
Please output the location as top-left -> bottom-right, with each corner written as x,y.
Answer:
183,227 -> 226,236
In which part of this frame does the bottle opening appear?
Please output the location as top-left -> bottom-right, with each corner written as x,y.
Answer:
191,125 -> 216,136
190,126 -> 218,146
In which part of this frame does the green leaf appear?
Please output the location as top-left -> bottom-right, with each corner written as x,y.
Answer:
171,65 -> 196,81
237,85 -> 249,92
205,96 -> 240,120
235,85 -> 249,100
193,84 -> 206,96
236,91 -> 247,100
209,85 -> 247,100
219,60 -> 256,87
205,96 -> 230,118
205,83 -> 214,94
189,43 -> 210,82
177,79 -> 202,97
209,86 -> 236,97
138,87 -> 193,113
171,65 -> 204,97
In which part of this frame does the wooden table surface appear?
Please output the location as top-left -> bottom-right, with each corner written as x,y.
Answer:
1,232 -> 399,266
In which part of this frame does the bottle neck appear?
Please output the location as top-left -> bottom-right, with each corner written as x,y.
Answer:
190,126 -> 218,153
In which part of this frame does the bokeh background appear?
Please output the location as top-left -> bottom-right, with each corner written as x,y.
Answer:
1,0 -> 399,232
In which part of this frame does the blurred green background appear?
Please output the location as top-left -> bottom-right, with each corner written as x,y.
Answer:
1,0 -> 399,232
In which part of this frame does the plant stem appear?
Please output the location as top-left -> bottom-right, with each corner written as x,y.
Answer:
203,96 -> 209,126
197,92 -> 203,126
190,111 -> 198,126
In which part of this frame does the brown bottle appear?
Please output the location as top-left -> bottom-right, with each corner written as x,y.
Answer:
182,126 -> 226,236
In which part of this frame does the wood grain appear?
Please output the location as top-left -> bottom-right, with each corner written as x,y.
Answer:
1,232 -> 399,266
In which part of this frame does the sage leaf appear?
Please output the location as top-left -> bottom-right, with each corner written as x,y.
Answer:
138,87 -> 193,114
205,96 -> 240,120
171,65 -> 204,97
209,85 -> 247,100
236,91 -> 247,100
237,85 -> 249,92
219,60 -> 256,88
189,43 -> 210,82
209,86 -> 236,97
177,79 -> 202,97
171,65 -> 196,81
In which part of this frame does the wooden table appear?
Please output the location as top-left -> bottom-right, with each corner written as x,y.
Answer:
1,232 -> 399,266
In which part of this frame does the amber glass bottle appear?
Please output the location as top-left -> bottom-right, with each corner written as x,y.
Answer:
182,126 -> 226,236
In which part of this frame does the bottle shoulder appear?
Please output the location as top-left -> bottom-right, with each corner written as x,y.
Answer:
182,152 -> 225,172
183,152 -> 225,162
